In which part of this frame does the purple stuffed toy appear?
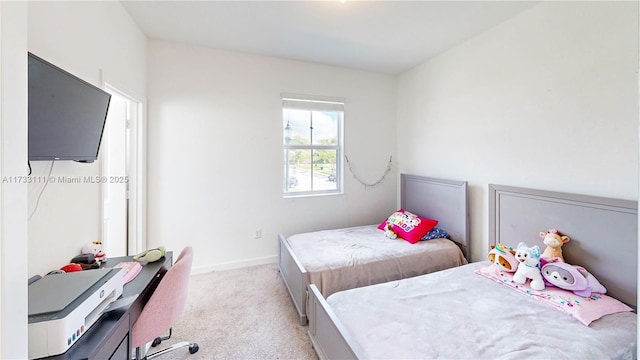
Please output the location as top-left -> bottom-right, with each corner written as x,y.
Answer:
541,260 -> 607,297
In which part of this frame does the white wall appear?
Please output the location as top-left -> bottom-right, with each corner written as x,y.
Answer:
27,1 -> 147,277
0,2 -> 28,357
147,40 -> 397,272
397,1 -> 639,261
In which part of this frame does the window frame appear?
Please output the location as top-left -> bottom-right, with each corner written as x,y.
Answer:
282,94 -> 344,197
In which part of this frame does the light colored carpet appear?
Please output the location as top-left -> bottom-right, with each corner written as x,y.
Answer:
151,263 -> 318,360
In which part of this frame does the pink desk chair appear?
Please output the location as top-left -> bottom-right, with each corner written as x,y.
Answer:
131,246 -> 199,359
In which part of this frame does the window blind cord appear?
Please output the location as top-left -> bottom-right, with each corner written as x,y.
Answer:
28,160 -> 55,221
344,155 -> 392,188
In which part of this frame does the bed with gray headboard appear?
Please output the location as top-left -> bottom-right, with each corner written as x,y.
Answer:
307,184 -> 637,359
278,174 -> 470,325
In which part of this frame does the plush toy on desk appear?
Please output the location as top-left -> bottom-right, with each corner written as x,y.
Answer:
82,240 -> 107,265
512,242 -> 545,291
541,259 -> 607,297
540,229 -> 570,261
488,243 -> 518,272
133,246 -> 166,263
383,223 -> 398,239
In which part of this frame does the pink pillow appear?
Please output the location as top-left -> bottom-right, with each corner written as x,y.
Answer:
378,209 -> 438,244
476,265 -> 633,326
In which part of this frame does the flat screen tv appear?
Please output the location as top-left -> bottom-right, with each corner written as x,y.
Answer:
28,52 -> 111,163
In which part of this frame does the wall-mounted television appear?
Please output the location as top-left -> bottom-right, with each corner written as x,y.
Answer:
28,52 -> 111,163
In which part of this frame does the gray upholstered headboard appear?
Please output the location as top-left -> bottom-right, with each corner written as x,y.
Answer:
489,184 -> 638,307
401,174 -> 470,260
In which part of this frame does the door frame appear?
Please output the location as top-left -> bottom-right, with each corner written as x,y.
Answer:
102,83 -> 146,256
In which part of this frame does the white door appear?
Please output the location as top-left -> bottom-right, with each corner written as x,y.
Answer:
102,94 -> 128,257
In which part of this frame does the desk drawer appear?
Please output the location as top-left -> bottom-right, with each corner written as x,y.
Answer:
110,333 -> 129,360
93,312 -> 129,360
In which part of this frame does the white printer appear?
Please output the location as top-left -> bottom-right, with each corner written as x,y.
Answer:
28,268 -> 124,359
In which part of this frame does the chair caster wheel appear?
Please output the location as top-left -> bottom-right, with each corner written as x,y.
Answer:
189,343 -> 199,354
151,337 -> 162,347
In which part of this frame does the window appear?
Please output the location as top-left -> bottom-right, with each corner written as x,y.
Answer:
282,94 -> 343,196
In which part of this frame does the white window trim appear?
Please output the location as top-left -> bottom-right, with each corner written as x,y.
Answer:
282,93 -> 344,198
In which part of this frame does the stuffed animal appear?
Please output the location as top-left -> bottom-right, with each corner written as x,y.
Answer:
512,242 -> 545,290
383,223 -> 398,239
133,246 -> 166,263
539,257 -> 558,287
540,229 -> 570,261
541,260 -> 607,297
488,244 -> 517,272
82,240 -> 107,264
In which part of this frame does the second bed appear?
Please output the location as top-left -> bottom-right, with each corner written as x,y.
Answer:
307,184 -> 638,359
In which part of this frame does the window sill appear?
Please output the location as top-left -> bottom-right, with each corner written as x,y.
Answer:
283,190 -> 343,199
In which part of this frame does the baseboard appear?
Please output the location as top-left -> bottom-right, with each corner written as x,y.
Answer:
191,255 -> 278,274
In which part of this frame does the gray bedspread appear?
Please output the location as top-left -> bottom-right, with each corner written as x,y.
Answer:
287,225 -> 467,298
327,261 -> 637,360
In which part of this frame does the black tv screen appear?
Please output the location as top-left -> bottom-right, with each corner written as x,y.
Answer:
28,52 -> 111,163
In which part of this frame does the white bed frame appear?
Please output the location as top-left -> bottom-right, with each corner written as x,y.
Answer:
307,184 -> 638,359
278,174 -> 470,325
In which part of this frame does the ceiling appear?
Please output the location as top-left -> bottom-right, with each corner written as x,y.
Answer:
121,1 -> 538,75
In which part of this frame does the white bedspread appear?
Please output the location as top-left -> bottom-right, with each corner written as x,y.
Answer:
327,261 -> 637,360
287,225 -> 467,298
